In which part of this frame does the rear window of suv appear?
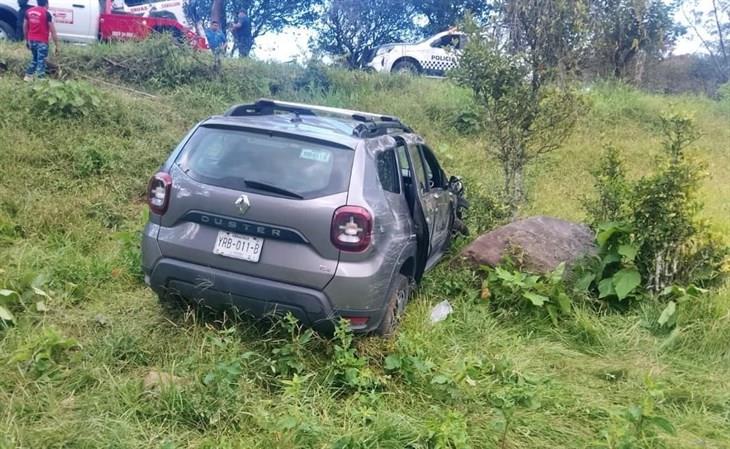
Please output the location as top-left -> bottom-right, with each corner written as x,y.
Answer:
177,126 -> 354,199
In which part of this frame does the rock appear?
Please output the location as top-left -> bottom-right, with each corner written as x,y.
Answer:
143,370 -> 183,391
461,216 -> 596,273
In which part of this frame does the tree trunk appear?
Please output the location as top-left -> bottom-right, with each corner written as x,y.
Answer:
633,49 -> 646,85
211,0 -> 224,28
503,159 -> 525,219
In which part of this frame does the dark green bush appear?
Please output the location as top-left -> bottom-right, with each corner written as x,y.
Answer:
29,80 -> 103,119
585,112 -> 729,292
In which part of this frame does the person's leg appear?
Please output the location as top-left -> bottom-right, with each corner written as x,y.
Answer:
35,43 -> 48,78
242,40 -> 252,57
25,42 -> 38,79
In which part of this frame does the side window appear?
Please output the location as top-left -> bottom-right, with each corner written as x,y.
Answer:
396,145 -> 410,177
408,145 -> 429,194
421,145 -> 445,189
376,149 -> 400,194
432,34 -> 459,49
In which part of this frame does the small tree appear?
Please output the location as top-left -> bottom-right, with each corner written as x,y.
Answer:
586,113 -> 728,292
452,19 -> 585,215
314,0 -> 416,69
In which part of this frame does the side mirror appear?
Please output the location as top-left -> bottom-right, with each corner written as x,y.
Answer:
448,175 -> 464,195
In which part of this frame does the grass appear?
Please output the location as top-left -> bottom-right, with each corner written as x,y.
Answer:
1,40 -> 729,449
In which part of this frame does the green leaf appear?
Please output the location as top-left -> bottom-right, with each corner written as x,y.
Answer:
617,244 -> 638,261
0,305 -> 15,323
431,374 -> 450,385
575,272 -> 595,292
383,354 -> 402,371
522,292 -> 549,307
596,223 -> 620,247
686,285 -> 708,297
546,304 -> 559,326
0,289 -> 18,298
598,278 -> 615,298
32,287 -> 51,299
556,292 -> 571,314
612,269 -> 641,300
202,373 -> 216,386
647,415 -> 676,434
627,404 -> 643,423
657,301 -> 677,327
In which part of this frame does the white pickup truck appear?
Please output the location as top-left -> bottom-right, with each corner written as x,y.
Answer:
366,29 -> 466,77
0,0 -> 202,46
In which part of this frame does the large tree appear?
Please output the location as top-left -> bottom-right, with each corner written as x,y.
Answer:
409,0 -> 492,35
314,0 -> 417,68
588,0 -> 684,81
684,0 -> 730,83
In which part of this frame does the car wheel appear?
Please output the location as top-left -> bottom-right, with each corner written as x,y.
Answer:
375,274 -> 410,337
392,59 -> 420,75
0,20 -> 13,41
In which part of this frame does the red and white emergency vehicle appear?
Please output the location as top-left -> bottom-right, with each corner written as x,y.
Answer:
0,0 -> 205,48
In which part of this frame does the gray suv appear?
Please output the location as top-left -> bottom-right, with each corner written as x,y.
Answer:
142,99 -> 468,335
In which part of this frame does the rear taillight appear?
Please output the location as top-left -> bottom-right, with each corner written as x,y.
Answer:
147,172 -> 172,215
331,206 -> 373,252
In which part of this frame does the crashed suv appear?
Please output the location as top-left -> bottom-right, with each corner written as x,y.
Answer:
142,99 -> 468,335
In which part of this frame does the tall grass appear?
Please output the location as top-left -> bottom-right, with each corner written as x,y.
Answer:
1,40 -> 729,449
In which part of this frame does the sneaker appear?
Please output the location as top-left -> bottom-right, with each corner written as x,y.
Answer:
23,75 -> 33,82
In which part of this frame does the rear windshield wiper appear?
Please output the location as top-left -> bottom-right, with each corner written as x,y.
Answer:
244,180 -> 304,199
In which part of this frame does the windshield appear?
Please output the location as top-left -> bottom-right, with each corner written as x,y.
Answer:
177,126 -> 354,199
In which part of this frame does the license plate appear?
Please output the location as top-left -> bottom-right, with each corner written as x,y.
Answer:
213,231 -> 264,263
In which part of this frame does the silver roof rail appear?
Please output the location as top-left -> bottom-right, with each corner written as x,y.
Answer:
224,98 -> 402,124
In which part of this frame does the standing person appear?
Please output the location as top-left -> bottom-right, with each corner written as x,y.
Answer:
16,0 -> 29,41
205,20 -> 226,70
231,10 -> 252,58
23,0 -> 59,81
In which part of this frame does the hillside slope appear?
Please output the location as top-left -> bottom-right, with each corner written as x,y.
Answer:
0,40 -> 729,449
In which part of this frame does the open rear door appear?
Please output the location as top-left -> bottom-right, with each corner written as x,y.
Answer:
395,141 -> 430,282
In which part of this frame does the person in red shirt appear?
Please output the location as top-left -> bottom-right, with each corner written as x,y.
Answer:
23,0 -> 59,81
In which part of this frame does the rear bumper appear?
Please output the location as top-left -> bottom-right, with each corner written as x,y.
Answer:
146,258 -> 388,333
148,258 -> 338,331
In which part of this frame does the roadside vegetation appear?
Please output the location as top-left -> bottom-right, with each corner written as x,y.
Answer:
0,39 -> 729,448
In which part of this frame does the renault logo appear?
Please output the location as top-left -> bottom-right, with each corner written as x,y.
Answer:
235,194 -> 251,215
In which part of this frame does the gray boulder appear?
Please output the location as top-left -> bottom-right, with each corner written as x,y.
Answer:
461,216 -> 596,273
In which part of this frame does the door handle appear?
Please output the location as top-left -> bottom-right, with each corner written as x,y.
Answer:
73,3 -> 85,7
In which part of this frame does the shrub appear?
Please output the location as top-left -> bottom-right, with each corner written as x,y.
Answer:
29,80 -> 103,119
583,144 -> 630,228
482,263 -> 572,325
585,112 -> 729,293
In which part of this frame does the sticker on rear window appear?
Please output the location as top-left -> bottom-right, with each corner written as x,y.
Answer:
300,149 -> 331,163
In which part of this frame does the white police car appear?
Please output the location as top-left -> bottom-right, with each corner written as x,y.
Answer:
366,29 -> 466,77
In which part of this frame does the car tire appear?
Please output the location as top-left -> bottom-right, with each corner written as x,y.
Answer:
0,20 -> 14,41
392,59 -> 420,75
375,274 -> 410,337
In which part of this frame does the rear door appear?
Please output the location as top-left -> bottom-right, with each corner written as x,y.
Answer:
156,125 -> 355,290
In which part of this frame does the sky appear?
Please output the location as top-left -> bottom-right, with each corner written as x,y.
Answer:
252,0 -> 717,63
